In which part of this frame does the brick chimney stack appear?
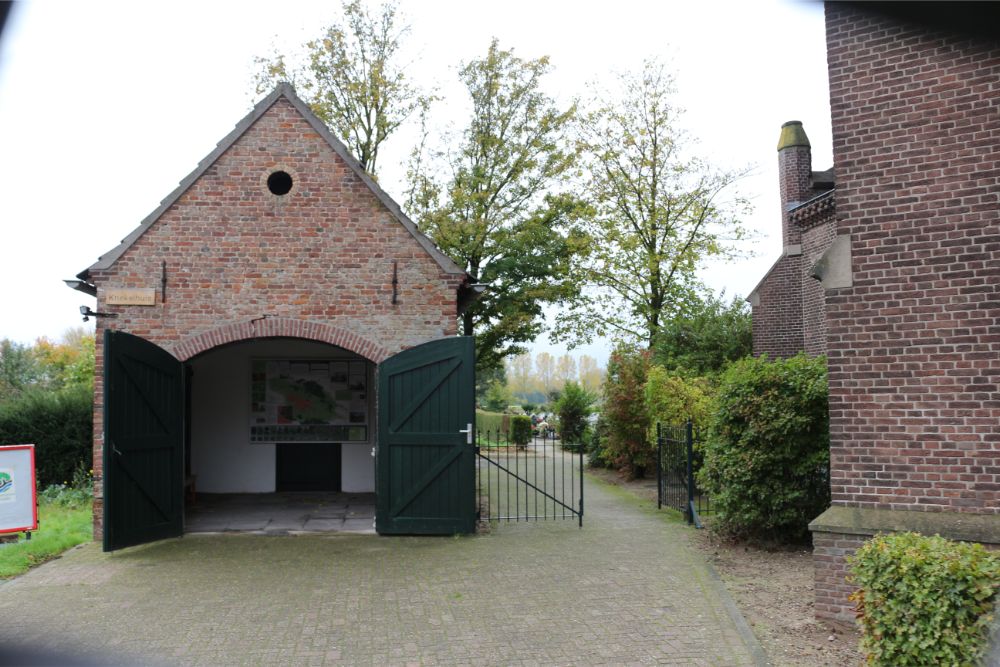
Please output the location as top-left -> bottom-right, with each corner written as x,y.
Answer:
777,120 -> 812,248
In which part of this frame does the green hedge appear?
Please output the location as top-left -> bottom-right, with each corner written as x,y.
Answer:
849,532 -> 1000,666
0,385 -> 93,488
476,410 -> 508,436
700,354 -> 829,541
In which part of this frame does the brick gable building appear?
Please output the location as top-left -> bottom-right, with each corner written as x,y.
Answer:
68,84 -> 478,547
753,3 -> 1000,621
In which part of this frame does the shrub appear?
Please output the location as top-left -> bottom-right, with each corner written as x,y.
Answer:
0,384 -> 93,489
602,346 -> 652,478
644,365 -> 712,435
700,354 -> 829,541
39,462 -> 93,509
653,291 -> 752,377
510,415 -> 532,447
849,532 -> 1000,666
586,415 -> 612,468
555,381 -> 596,447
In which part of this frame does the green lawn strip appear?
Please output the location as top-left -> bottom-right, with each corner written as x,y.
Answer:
0,501 -> 92,578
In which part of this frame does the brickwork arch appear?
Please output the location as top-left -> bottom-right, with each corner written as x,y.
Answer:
171,318 -> 391,363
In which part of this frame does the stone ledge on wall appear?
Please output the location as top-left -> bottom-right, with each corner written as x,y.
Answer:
810,505 -> 1000,545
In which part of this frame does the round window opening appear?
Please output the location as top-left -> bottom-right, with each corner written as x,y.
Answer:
267,170 -> 293,196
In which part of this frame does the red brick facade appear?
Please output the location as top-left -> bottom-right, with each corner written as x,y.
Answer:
76,86 -> 468,539
750,253 -> 804,358
810,3 -> 1000,620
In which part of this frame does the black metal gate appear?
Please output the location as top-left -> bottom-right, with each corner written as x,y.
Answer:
656,421 -> 712,527
476,430 -> 583,527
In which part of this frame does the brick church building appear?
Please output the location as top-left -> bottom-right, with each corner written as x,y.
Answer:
751,3 -> 1000,620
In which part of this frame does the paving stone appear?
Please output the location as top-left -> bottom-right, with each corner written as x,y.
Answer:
0,476 -> 760,665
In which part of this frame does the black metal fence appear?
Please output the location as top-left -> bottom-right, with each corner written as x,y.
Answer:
476,429 -> 583,527
656,421 -> 713,527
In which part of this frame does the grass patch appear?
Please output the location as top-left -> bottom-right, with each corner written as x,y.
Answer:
0,499 -> 92,578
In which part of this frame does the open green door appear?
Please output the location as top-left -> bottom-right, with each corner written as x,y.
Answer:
103,330 -> 184,552
376,337 -> 475,534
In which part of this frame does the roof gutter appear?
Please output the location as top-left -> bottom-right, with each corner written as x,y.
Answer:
63,279 -> 97,297
457,282 -> 488,316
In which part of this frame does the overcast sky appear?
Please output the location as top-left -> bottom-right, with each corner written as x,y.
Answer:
0,0 -> 832,366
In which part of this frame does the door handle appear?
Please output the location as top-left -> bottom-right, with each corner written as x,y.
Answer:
458,423 -> 473,445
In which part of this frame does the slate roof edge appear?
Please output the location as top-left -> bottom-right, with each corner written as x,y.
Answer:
78,83 -> 466,281
790,187 -> 834,213
789,188 -> 836,228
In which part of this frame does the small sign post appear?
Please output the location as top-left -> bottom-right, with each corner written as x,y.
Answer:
0,444 -> 38,535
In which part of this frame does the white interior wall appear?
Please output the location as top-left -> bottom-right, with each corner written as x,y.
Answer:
190,339 -> 375,493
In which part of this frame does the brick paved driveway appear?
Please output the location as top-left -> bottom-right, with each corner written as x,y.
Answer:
0,476 -> 762,666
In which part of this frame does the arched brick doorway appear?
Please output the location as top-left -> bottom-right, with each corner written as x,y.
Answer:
172,317 -> 391,364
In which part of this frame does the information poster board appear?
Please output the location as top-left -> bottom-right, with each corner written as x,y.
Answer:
0,444 -> 38,534
249,360 -> 368,443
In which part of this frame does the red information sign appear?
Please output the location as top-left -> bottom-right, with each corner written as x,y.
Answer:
0,444 -> 38,534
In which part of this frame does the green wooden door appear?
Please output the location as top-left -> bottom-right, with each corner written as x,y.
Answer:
376,337 -> 475,534
103,330 -> 184,552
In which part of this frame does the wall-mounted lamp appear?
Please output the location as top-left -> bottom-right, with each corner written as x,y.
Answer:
79,305 -> 116,323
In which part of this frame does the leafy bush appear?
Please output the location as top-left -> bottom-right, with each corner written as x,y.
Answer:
849,532 -> 1000,666
653,291 -> 751,377
510,415 -> 532,447
555,381 -> 596,447
602,346 -> 652,478
644,365 -> 712,436
700,354 -> 829,541
586,415 -> 612,468
0,384 -> 93,489
38,462 -> 93,509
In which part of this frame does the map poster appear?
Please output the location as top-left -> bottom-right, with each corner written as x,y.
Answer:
0,444 -> 38,534
250,359 -> 368,443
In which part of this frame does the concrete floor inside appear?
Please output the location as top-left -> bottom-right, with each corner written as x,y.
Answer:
184,492 -> 376,534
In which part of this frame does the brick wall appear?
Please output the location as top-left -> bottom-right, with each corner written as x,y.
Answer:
87,95 -> 464,539
800,212 -> 836,357
825,3 -> 1000,515
815,2 -> 1000,620
812,531 -> 865,623
751,253 -> 804,358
